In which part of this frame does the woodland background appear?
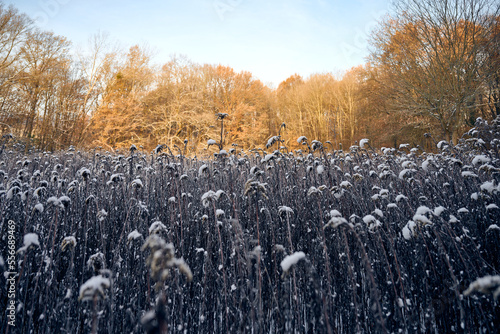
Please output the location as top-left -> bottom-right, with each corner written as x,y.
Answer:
0,0 -> 499,154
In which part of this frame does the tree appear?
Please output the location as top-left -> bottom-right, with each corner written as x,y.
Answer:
0,3 -> 31,134
369,0 -> 500,143
89,45 -> 154,150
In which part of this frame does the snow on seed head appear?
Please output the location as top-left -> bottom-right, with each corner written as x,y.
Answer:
149,221 -> 167,234
464,275 -> 500,300
297,136 -> 307,144
17,233 -> 40,254
127,230 -> 143,242
61,236 -> 77,251
278,206 -> 294,216
79,275 -> 110,301
359,139 -> 369,149
281,251 -> 306,273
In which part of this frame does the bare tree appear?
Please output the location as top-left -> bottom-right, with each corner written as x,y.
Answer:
369,0 -> 500,143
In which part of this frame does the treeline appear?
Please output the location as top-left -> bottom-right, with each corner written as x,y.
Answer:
0,0 -> 499,154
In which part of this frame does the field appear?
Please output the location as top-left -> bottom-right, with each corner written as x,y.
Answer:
1,118 -> 500,334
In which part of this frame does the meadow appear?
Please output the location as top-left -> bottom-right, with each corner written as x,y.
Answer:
1,117 -> 500,333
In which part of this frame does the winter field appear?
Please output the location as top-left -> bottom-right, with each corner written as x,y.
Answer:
1,117 -> 500,334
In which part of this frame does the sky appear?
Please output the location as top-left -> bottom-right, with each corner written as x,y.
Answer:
6,0 -> 392,87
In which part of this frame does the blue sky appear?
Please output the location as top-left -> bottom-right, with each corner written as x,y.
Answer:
7,0 -> 391,87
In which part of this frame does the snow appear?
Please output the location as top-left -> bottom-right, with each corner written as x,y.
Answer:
79,275 -> 110,301
127,230 -> 142,241
201,190 -> 224,207
216,209 -> 224,217
461,171 -> 478,178
278,206 -> 294,215
399,169 -> 412,179
433,206 -> 446,216
480,181 -> 496,194
340,181 -> 352,189
487,224 -> 500,232
17,233 -> 40,253
297,136 -> 307,144
149,221 -> 167,234
437,140 -> 449,149
199,164 -> 208,176
207,139 -> 216,146
363,215 -> 377,224
415,206 -> 432,216
316,165 -> 324,175
262,154 -> 275,163
402,221 -> 416,240
281,252 -> 306,272
34,203 -> 44,213
396,194 -> 407,202
486,204 -> 499,210
472,155 -> 491,166
359,138 -> 369,149
131,178 -> 143,188
464,275 -> 500,300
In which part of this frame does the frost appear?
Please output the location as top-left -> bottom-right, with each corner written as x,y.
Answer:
487,224 -> 500,232
281,251 -> 306,272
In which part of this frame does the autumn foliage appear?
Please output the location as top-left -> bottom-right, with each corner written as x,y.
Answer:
0,1 -> 499,154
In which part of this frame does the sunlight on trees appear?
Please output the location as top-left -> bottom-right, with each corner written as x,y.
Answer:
0,0 -> 499,153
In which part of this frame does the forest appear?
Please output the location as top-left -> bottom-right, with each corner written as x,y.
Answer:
0,0 -> 498,154
1,1 -> 500,333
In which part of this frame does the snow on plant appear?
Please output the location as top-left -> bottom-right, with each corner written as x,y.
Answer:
79,275 -> 110,301
281,251 -> 306,273
2,122 -> 500,333
464,276 -> 500,300
142,235 -> 192,285
17,233 -> 40,253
